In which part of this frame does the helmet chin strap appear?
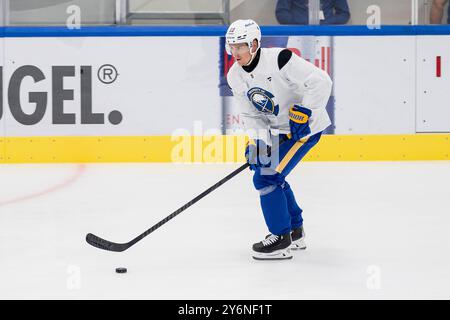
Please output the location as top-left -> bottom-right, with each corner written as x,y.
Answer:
244,43 -> 259,66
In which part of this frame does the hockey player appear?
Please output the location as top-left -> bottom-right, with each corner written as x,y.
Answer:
226,19 -> 332,260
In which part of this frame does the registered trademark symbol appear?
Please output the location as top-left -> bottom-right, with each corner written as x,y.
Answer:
97,64 -> 118,84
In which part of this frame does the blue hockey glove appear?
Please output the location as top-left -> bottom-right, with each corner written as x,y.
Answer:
245,139 -> 271,171
289,104 -> 312,141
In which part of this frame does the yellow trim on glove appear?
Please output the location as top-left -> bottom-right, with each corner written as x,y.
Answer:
289,106 -> 309,124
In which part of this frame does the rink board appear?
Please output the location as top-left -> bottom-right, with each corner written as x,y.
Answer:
1,26 -> 450,163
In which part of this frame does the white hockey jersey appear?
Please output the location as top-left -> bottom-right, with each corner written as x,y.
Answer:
227,47 -> 332,144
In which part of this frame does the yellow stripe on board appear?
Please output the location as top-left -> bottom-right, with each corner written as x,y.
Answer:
0,135 -> 249,164
0,134 -> 449,164
304,134 -> 450,161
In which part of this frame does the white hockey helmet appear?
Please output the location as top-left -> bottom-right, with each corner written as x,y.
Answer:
225,19 -> 261,56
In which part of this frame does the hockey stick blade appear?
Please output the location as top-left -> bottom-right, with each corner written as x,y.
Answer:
86,233 -> 129,252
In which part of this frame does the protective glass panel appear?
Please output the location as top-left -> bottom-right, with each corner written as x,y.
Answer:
272,0 -> 413,26
128,0 -> 229,25
427,0 -> 450,25
8,0 -> 116,26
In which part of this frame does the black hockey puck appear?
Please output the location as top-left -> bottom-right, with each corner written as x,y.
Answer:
115,267 -> 127,274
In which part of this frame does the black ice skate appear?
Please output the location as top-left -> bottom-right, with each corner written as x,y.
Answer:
264,226 -> 306,250
252,233 -> 292,260
290,226 -> 307,250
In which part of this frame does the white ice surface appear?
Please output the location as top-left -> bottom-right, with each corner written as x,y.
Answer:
1,162 -> 450,299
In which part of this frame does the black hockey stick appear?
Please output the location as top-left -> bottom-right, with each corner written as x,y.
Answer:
86,162 -> 249,252
86,135 -> 289,252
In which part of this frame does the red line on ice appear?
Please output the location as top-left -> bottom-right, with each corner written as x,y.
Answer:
0,164 -> 86,207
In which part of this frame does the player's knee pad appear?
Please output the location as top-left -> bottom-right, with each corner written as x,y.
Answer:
253,168 -> 285,194
258,185 -> 277,196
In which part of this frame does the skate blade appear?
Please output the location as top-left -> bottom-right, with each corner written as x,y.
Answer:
290,238 -> 307,250
252,249 -> 293,261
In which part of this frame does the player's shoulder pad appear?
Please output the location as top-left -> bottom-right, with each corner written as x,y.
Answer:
278,49 -> 293,70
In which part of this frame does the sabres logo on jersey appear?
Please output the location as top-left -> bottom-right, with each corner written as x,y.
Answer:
247,87 -> 279,116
